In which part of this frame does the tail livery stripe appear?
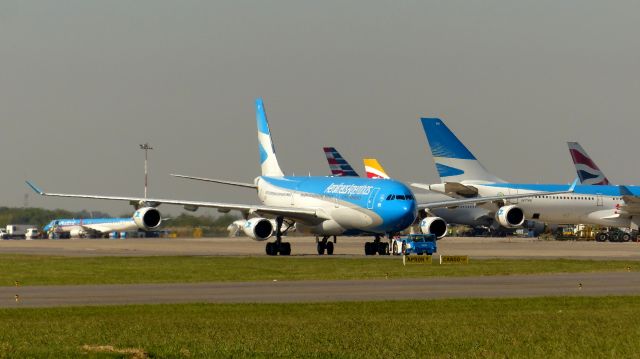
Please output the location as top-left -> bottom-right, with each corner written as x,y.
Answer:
363,159 -> 390,179
256,98 -> 284,177
323,147 -> 359,177
567,142 -> 610,185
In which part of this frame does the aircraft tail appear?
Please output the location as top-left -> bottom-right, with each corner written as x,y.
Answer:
323,147 -> 359,177
420,118 -> 504,184
256,98 -> 284,177
363,158 -> 390,179
567,142 -> 610,185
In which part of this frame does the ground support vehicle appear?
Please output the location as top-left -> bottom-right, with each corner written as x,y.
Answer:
391,233 -> 437,255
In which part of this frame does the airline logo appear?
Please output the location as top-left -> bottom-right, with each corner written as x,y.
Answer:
363,159 -> 390,179
567,142 -> 610,185
324,183 -> 373,195
323,147 -> 359,177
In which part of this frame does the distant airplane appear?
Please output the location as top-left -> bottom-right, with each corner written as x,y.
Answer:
323,147 -> 359,177
567,142 -> 611,185
27,99 -> 571,256
43,215 -> 155,238
363,159 -> 390,179
413,118 -> 637,238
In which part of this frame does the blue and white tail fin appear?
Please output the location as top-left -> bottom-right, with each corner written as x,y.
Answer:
567,142 -> 611,185
420,118 -> 504,184
323,147 -> 359,177
256,98 -> 284,177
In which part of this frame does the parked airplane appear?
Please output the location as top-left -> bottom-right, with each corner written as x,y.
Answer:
414,118 -> 639,234
43,215 -> 157,238
27,99 -> 572,255
323,147 -> 359,177
567,142 -> 611,185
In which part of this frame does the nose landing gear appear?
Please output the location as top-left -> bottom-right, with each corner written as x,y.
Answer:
316,235 -> 336,255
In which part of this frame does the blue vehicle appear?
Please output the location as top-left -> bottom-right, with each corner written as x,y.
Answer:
391,233 -> 437,255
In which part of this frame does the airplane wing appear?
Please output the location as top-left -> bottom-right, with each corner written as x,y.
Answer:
26,181 -> 329,223
411,182 -> 478,197
170,174 -> 257,189
615,186 -> 640,215
81,224 -> 114,233
419,179 -> 578,210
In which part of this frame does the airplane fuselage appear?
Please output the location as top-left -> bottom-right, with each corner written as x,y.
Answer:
473,183 -> 633,227
256,176 -> 417,236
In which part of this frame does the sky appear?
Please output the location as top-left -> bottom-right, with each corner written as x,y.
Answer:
1,1 -> 639,216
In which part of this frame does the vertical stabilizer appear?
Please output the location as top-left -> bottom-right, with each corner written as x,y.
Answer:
420,118 -> 504,183
323,147 -> 359,177
363,158 -> 390,179
567,142 -> 610,185
256,98 -> 284,177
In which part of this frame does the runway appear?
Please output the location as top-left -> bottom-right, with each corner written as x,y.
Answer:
1,236 -> 640,259
2,272 -> 639,308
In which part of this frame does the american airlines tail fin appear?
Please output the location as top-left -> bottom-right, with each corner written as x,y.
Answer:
567,142 -> 610,185
256,98 -> 284,177
363,159 -> 390,179
420,118 -> 504,184
323,147 -> 359,177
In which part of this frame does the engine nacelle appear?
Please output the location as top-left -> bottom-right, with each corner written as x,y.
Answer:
133,207 -> 162,230
69,228 -> 87,238
495,205 -> 525,228
242,217 -> 274,241
420,217 -> 448,239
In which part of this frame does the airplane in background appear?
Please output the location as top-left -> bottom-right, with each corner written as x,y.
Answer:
414,118 -> 640,235
43,214 -> 159,239
27,99 -> 573,256
567,142 -> 611,185
323,147 -> 359,177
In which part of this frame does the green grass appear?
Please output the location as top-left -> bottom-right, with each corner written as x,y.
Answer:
0,297 -> 639,358
0,255 -> 638,286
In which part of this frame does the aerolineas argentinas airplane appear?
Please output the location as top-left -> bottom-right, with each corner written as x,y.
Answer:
26,99 -> 574,256
43,215 -> 152,239
414,118 -> 640,235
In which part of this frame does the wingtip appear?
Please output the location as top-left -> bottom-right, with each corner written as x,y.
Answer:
569,177 -> 579,192
25,181 -> 44,195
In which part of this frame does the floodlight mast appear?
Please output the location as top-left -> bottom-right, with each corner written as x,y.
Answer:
139,143 -> 153,199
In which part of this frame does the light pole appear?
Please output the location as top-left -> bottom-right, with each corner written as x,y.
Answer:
139,143 -> 153,198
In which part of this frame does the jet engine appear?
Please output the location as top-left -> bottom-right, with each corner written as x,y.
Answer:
69,228 -> 87,238
495,205 -> 525,228
241,217 -> 274,241
133,207 -> 162,230
420,217 -> 448,239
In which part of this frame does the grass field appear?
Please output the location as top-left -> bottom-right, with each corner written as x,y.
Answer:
0,296 -> 639,358
0,254 -> 638,286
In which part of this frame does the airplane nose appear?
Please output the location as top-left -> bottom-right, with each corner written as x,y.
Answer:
388,200 -> 417,231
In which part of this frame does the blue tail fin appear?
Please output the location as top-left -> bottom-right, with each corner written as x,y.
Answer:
256,98 -> 284,177
420,118 -> 504,183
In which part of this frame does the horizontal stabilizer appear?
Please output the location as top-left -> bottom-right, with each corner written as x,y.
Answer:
171,174 -> 257,189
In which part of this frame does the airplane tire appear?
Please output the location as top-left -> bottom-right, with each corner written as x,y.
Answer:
377,242 -> 389,255
266,242 -> 277,256
317,242 -> 326,255
280,242 -> 291,255
326,241 -> 334,255
364,242 -> 374,256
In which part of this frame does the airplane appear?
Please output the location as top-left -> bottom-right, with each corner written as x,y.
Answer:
323,147 -> 359,177
413,118 -> 640,235
26,99 -> 574,256
567,142 -> 611,185
43,214 -> 159,239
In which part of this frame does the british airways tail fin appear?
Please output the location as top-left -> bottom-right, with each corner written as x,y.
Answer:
256,98 -> 284,177
420,118 -> 504,184
363,158 -> 390,179
323,147 -> 359,177
567,142 -> 610,185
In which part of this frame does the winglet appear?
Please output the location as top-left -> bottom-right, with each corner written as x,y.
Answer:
25,181 -> 45,195
568,177 -> 579,193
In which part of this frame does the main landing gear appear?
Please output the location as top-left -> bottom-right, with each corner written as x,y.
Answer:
316,236 -> 336,255
265,216 -> 293,256
364,235 -> 389,256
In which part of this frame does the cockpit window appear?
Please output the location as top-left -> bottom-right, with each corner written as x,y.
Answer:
395,195 -> 405,200
386,195 -> 394,200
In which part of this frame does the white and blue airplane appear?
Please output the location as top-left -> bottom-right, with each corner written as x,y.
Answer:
413,118 -> 640,235
43,214 -> 159,238
26,99 -> 572,255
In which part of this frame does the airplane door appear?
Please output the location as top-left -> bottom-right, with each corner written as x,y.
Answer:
596,195 -> 603,206
508,189 -> 519,204
367,188 -> 381,209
